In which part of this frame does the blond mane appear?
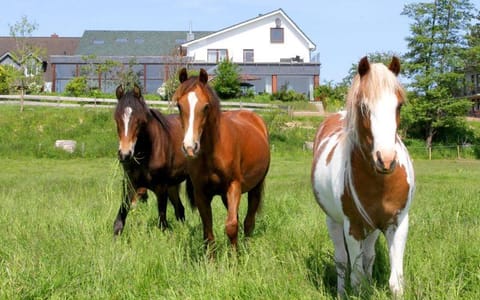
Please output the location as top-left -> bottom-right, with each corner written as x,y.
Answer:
345,62 -> 405,146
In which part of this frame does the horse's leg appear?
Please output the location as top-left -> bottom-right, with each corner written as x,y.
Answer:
153,185 -> 169,229
385,213 -> 409,298
225,181 -> 241,247
167,185 -> 185,222
137,187 -> 148,204
363,229 -> 380,280
221,195 -> 228,209
113,177 -> 134,235
343,220 -> 365,291
132,187 -> 148,207
244,179 -> 264,237
195,192 -> 215,247
326,217 -> 348,296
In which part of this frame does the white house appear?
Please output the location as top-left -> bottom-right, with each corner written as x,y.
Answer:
46,8 -> 320,98
183,9 -> 316,64
182,8 -> 320,99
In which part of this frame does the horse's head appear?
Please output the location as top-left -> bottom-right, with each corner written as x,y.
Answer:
348,56 -> 405,174
173,68 -> 219,158
114,84 -> 149,162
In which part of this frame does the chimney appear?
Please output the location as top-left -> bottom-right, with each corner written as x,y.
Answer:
186,22 -> 194,41
51,33 -> 59,38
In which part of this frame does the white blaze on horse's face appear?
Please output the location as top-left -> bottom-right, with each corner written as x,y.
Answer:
122,107 -> 132,137
368,90 -> 399,172
118,106 -> 136,160
182,91 -> 200,157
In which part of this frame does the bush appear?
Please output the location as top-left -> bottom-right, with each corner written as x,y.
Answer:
65,76 -> 89,97
0,65 -> 10,94
271,88 -> 307,102
212,59 -> 241,99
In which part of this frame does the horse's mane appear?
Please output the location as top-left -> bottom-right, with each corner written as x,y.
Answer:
346,63 -> 405,145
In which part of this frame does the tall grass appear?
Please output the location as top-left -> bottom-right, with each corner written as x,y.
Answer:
0,155 -> 479,299
1,105 -> 479,298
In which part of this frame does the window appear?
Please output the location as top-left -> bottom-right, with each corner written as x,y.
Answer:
207,49 -> 228,63
92,39 -> 104,45
115,38 -> 128,43
134,38 -> 144,44
270,28 -> 284,43
24,57 -> 40,77
243,49 -> 254,62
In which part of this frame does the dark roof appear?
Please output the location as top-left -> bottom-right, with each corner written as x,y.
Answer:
0,36 -> 79,59
76,30 -> 213,56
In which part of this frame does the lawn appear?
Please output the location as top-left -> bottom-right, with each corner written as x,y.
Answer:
0,155 -> 479,299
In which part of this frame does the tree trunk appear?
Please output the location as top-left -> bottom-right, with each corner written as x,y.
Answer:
20,86 -> 24,112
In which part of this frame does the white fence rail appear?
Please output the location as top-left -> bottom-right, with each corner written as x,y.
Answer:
0,94 -> 282,111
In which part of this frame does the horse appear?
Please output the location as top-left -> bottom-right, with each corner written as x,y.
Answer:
113,84 -> 193,235
311,57 -> 415,297
172,68 -> 270,248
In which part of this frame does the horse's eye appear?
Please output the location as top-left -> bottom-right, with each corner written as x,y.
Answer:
203,104 -> 209,113
397,103 -> 403,112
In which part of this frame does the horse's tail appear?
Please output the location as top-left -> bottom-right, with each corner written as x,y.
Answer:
185,176 -> 196,209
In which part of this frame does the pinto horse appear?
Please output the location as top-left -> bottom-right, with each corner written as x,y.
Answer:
311,57 -> 415,297
113,84 -> 193,235
172,68 -> 270,247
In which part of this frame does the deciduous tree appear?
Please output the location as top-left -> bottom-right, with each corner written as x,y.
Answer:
401,0 -> 476,146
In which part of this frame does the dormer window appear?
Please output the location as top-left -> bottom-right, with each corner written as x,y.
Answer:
270,18 -> 284,43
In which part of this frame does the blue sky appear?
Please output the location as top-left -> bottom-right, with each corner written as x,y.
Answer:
2,0 -> 473,83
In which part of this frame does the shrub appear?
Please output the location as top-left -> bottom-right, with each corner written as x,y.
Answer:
0,65 -> 10,94
271,84 -> 308,102
212,59 -> 241,99
65,76 -> 89,97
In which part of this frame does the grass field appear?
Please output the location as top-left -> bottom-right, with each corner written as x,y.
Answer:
0,153 -> 479,299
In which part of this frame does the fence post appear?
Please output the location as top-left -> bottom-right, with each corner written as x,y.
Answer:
429,146 -> 432,160
457,145 -> 460,159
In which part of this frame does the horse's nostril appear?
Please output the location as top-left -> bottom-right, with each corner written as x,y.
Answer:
376,151 -> 384,167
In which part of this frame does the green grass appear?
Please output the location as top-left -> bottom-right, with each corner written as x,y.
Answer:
0,105 -> 479,298
0,155 -> 479,299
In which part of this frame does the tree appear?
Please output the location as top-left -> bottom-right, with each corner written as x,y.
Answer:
212,58 -> 240,99
401,0 -> 477,146
314,81 -> 348,112
9,15 -> 45,112
341,51 -> 403,86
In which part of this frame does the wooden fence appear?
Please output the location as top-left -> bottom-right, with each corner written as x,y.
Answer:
0,94 -> 282,112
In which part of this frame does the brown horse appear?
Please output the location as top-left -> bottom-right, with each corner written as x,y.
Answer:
113,84 -> 193,235
172,68 -> 270,247
311,57 -> 415,297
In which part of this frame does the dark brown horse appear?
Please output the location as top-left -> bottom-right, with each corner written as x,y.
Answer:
172,68 -> 270,247
113,84 -> 193,235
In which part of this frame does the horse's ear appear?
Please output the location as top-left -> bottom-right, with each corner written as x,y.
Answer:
179,68 -> 188,83
116,84 -> 124,100
199,69 -> 208,84
133,84 -> 142,98
358,56 -> 370,77
389,56 -> 401,76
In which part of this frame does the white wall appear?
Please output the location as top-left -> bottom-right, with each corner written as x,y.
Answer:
186,14 -> 312,63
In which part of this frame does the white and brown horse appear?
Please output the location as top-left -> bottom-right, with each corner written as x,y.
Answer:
311,57 -> 415,296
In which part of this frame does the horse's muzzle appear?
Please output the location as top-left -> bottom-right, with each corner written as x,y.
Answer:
118,149 -> 133,162
182,142 -> 199,158
375,150 -> 397,174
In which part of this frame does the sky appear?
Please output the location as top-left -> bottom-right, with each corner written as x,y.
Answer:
1,0 -> 478,83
